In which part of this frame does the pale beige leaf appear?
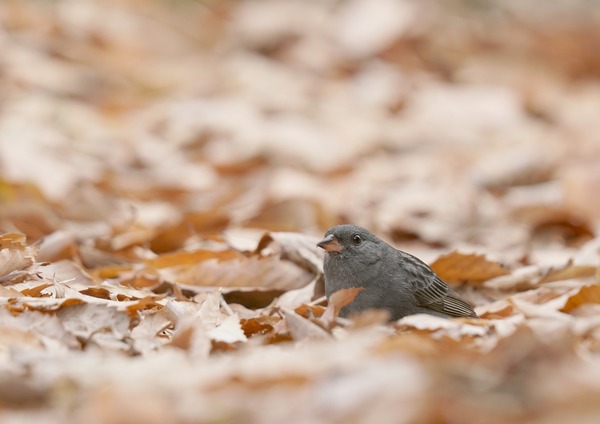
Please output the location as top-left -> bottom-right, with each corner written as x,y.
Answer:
130,311 -> 172,355
38,260 -> 96,288
0,233 -> 38,278
280,307 -> 330,341
256,231 -> 324,274
275,279 -> 318,310
395,314 -> 488,340
208,314 -> 247,344
58,303 -> 131,341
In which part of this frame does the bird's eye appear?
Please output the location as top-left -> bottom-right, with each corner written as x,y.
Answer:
352,234 -> 362,245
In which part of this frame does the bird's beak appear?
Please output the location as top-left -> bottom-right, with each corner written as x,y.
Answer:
317,234 -> 343,253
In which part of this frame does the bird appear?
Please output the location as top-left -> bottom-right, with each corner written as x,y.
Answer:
317,224 -> 477,320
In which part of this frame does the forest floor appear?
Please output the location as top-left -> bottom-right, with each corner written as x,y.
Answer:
1,1 -> 600,422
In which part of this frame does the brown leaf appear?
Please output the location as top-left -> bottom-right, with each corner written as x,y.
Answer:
560,284 -> 600,313
79,287 -> 111,300
12,297 -> 86,314
294,304 -> 326,319
430,251 -> 509,284
150,211 -> 231,253
92,264 -> 135,279
126,296 -> 161,315
0,233 -> 29,250
322,287 -> 364,323
20,282 -> 53,297
145,249 -> 241,269
240,316 -> 280,338
529,211 -> 595,248
222,288 -> 284,309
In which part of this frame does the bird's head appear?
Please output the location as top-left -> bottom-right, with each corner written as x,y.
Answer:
317,225 -> 385,264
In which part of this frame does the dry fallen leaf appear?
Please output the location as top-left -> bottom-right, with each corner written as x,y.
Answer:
0,0 -> 600,422
280,307 -> 330,341
129,310 -> 172,355
560,284 -> 600,313
322,287 -> 364,324
255,231 -> 324,274
540,263 -> 599,284
430,251 -> 510,285
395,314 -> 488,341
58,303 -> 131,351
158,253 -> 314,290
0,233 -> 38,277
208,314 -> 248,344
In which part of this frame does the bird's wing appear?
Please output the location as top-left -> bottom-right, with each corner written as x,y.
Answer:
412,275 -> 477,317
404,255 -> 477,318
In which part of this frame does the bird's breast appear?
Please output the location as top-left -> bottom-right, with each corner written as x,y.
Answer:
323,254 -> 383,297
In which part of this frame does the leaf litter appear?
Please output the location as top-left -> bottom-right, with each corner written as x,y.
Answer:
1,0 -> 600,423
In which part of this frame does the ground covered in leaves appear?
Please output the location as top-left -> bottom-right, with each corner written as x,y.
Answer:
1,0 -> 600,423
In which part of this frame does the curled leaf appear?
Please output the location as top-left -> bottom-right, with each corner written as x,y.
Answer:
0,233 -> 38,278
322,287 -> 364,323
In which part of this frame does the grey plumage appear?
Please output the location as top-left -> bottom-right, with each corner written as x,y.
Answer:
317,224 -> 477,320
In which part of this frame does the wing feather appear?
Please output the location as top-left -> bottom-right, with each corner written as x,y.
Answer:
405,255 -> 477,318
394,249 -> 477,318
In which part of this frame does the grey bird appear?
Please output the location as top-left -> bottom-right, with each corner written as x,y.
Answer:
317,224 -> 477,320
